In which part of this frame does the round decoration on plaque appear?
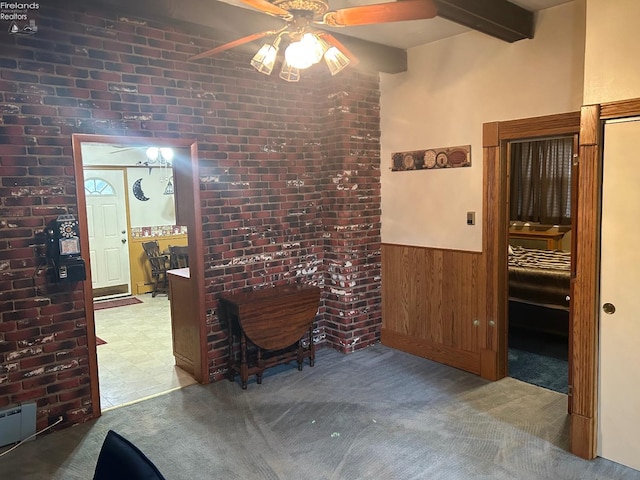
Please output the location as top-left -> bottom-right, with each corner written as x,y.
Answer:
436,152 -> 449,167
392,145 -> 470,171
424,150 -> 437,169
392,152 -> 404,170
448,149 -> 468,167
403,153 -> 415,170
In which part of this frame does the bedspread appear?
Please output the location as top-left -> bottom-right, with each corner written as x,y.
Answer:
508,246 -> 571,310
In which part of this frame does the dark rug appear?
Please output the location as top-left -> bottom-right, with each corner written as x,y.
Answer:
508,308 -> 569,394
94,297 -> 142,310
509,348 -> 568,394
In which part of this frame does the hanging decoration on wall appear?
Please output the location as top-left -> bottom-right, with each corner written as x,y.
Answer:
164,176 -> 174,196
132,178 -> 150,201
391,145 -> 471,172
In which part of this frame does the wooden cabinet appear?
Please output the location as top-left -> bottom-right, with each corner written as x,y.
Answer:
167,268 -> 198,376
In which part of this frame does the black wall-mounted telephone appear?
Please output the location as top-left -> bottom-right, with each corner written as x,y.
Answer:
45,214 -> 86,282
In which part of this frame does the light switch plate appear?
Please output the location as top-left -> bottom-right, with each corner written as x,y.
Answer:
467,211 -> 475,225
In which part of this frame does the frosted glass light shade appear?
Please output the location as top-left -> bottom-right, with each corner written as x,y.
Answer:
324,46 -> 350,75
284,33 -> 324,70
251,41 -> 279,75
279,61 -> 301,82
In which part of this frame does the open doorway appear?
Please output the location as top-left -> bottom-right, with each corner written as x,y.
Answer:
72,135 -> 207,416
505,135 -> 576,394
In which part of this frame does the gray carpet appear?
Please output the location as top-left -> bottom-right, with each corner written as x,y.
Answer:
1,345 -> 638,480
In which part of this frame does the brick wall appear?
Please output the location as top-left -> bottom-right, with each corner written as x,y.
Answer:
0,4 -> 381,432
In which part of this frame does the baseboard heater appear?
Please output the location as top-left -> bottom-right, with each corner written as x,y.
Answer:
0,403 -> 36,448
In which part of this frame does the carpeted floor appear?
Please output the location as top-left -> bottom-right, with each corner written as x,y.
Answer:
1,345 -> 637,480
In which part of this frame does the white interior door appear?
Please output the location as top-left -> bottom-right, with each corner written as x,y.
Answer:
598,118 -> 640,470
85,169 -> 131,296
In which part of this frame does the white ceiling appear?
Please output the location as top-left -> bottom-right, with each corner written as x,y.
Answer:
216,0 -> 574,49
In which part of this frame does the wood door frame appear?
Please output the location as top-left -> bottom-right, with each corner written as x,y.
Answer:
72,134 -> 208,419
572,97 -> 640,459
482,111 -> 586,450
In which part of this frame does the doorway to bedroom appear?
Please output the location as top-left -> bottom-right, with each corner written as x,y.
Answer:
505,134 -> 576,394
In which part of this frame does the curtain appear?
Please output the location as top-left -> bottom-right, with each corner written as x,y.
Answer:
509,137 -> 573,225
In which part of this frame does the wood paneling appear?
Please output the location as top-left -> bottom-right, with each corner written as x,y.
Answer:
381,329 -> 481,374
381,244 -> 485,375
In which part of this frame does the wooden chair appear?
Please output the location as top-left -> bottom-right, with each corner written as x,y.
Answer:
168,245 -> 189,269
142,240 -> 169,297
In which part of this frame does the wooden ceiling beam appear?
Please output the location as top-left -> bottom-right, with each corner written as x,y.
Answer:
434,0 -> 535,43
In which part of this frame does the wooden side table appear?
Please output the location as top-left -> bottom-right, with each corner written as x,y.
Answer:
218,284 -> 321,389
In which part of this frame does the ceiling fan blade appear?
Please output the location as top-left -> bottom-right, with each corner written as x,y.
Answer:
316,32 -> 359,67
237,0 -> 292,18
189,30 -> 278,61
322,0 -> 437,27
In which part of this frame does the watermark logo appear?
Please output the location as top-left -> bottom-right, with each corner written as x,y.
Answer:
1,2 -> 39,35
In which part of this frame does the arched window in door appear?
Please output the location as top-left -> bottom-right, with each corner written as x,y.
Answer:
85,177 -> 115,196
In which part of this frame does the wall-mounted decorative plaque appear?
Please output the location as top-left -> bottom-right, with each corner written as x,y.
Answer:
391,145 -> 471,171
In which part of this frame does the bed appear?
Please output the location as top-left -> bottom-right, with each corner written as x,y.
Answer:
508,245 -> 571,311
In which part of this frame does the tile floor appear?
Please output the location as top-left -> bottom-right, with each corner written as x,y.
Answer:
94,294 -> 197,410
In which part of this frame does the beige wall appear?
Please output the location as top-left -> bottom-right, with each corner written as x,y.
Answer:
380,2 -> 585,251
583,0 -> 640,104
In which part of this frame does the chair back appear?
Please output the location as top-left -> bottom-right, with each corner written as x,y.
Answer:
93,430 -> 166,480
142,241 -> 168,275
169,245 -> 189,269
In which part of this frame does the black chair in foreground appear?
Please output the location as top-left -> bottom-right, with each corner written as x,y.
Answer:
93,430 -> 166,480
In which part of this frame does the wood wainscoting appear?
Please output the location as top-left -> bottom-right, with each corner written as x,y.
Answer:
381,244 -> 494,378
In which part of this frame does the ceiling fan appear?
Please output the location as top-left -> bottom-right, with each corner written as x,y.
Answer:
189,0 -> 437,81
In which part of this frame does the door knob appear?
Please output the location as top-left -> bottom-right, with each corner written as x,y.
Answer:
121,238 -> 127,244
121,230 -> 126,234
603,302 -> 616,315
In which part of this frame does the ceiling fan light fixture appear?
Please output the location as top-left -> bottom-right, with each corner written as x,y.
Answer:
279,60 -> 301,82
284,33 -> 325,69
146,147 -> 174,163
324,45 -> 350,76
251,36 -> 282,75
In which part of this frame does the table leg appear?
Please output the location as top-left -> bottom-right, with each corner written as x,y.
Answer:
226,307 -> 235,382
240,332 -> 248,390
297,343 -> 304,371
309,326 -> 315,367
257,348 -> 263,384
